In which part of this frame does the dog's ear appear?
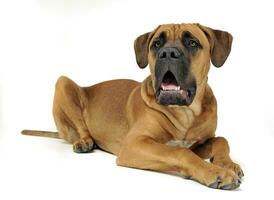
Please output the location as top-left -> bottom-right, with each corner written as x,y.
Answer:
134,32 -> 152,68
197,24 -> 233,67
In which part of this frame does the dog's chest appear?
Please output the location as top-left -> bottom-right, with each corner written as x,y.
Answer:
165,139 -> 197,148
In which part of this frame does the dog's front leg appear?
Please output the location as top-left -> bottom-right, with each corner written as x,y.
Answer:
192,137 -> 244,179
117,133 -> 240,190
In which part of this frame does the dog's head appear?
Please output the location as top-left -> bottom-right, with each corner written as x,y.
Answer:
134,23 -> 233,106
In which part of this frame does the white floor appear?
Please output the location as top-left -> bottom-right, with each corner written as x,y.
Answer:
0,122 -> 273,199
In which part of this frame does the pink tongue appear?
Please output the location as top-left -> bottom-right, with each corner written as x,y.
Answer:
161,83 -> 179,90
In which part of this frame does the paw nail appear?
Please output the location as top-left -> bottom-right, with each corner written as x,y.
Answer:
220,185 -> 232,190
209,181 -> 219,189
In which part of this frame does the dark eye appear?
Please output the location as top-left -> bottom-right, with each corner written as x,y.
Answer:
154,40 -> 162,48
189,39 -> 199,47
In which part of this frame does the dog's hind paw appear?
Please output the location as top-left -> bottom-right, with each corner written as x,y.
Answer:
73,136 -> 94,153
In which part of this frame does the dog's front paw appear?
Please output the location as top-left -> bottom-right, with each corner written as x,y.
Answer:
73,136 -> 94,153
193,163 -> 241,190
211,157 -> 244,179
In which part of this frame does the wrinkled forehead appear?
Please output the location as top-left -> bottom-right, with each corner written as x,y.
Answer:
153,24 -> 209,45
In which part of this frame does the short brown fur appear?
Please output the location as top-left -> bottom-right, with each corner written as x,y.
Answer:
22,23 -> 243,190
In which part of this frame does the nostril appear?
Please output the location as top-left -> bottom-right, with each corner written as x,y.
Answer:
160,51 -> 167,59
159,48 -> 180,60
170,51 -> 179,59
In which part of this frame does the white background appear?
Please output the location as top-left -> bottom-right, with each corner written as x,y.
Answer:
0,0 -> 274,199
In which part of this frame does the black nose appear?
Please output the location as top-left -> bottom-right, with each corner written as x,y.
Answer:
158,47 -> 180,60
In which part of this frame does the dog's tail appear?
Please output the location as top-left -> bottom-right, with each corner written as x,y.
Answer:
21,130 -> 60,139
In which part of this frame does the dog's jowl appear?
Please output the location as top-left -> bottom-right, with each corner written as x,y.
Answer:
22,23 -> 243,190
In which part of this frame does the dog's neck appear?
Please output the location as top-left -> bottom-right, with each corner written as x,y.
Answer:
141,76 -> 207,132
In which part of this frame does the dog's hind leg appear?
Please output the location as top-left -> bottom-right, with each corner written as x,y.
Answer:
53,76 -> 94,153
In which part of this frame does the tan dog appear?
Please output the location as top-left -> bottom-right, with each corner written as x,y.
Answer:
22,23 -> 244,190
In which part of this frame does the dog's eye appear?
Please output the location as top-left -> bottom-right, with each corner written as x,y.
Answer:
154,40 -> 162,48
189,40 -> 199,47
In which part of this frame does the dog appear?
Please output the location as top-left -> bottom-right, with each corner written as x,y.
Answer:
22,23 -> 244,190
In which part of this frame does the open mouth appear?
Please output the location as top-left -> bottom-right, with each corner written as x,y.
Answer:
161,71 -> 180,90
156,71 -> 195,106
160,71 -> 189,98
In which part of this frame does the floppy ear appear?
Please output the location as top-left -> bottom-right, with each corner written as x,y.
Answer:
134,32 -> 152,68
198,24 -> 233,67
